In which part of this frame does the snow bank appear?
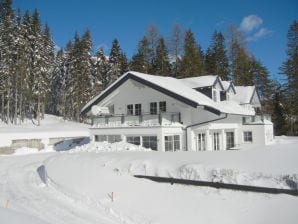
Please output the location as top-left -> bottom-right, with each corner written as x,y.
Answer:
69,141 -> 151,153
0,114 -> 90,147
43,139 -> 298,224
0,208 -> 48,224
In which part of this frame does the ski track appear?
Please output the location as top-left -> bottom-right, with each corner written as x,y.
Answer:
0,153 -> 122,224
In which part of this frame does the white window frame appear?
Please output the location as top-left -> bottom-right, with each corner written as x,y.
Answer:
197,133 -> 206,151
165,135 -> 180,152
243,131 -> 253,143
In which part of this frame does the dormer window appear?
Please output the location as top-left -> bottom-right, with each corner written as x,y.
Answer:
213,90 -> 218,102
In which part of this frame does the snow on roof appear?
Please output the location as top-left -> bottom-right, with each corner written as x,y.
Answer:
124,71 -> 217,107
180,75 -> 218,88
232,86 -> 256,104
221,81 -> 231,90
81,72 -> 255,116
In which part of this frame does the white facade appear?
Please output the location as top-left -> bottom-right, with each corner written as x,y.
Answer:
82,71 -> 274,152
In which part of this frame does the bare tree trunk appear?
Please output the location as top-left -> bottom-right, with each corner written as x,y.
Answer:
1,94 -> 4,122
14,88 -> 18,124
37,96 -> 41,126
41,103 -> 45,119
6,87 -> 10,124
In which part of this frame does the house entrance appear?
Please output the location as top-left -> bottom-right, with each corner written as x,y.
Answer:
226,132 -> 235,149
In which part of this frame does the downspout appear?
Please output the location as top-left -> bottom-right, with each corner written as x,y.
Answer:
184,113 -> 228,151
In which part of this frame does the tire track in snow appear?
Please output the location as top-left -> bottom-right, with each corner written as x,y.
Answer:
0,154 -> 121,224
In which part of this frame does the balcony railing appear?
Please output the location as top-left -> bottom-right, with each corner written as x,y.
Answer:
92,112 -> 181,128
243,114 -> 272,124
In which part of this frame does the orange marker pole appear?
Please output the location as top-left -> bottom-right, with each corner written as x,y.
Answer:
5,200 -> 9,209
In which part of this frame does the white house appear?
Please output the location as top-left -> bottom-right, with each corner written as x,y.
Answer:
81,71 -> 274,152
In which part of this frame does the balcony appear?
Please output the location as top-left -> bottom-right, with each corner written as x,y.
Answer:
92,112 -> 181,128
243,114 -> 272,124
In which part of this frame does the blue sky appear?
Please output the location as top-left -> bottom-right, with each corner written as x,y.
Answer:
13,0 -> 298,80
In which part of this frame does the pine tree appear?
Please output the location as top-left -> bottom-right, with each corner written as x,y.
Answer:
205,31 -> 229,80
119,52 -> 129,74
271,84 -> 288,135
280,20 -> 298,135
227,25 -> 253,85
180,29 -> 204,78
152,37 -> 171,75
251,57 -> 271,99
0,0 -> 15,123
109,38 -> 123,81
76,29 -> 93,120
95,47 -> 110,90
130,36 -> 151,73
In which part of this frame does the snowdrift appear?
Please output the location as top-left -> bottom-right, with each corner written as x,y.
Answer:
0,208 -> 48,224
39,138 -> 298,224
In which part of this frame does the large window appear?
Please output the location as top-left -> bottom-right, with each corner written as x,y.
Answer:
150,102 -> 157,115
126,136 -> 140,145
159,101 -> 166,113
107,135 -> 122,143
243,131 -> 253,142
135,104 -> 142,115
95,135 -> 107,142
94,135 -> 121,143
127,104 -> 133,115
165,135 -> 180,151
142,136 -> 157,150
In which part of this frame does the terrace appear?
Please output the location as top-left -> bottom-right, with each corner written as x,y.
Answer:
92,112 -> 181,128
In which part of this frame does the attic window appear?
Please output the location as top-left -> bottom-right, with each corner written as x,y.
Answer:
213,90 -> 217,102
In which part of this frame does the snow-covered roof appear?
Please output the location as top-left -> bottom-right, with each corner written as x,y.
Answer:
81,71 -> 255,116
180,75 -> 219,88
232,86 -> 256,104
222,81 -> 236,93
221,81 -> 231,90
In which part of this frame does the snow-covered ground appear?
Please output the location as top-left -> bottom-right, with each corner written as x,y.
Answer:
0,136 -> 298,224
0,114 -> 90,147
0,137 -> 298,224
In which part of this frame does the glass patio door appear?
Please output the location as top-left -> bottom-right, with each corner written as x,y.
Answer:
226,132 -> 235,149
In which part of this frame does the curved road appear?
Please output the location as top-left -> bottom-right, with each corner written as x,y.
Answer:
0,153 -> 120,224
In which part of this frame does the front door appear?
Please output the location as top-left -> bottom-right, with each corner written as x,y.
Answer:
197,133 -> 206,151
213,132 -> 220,151
226,132 -> 235,149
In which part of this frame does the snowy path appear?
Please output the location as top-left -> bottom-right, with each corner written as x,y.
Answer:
0,154 -> 120,224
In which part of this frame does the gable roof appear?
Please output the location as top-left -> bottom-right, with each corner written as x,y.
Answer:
232,86 -> 260,106
81,71 -> 255,116
180,75 -> 224,90
222,81 -> 236,94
